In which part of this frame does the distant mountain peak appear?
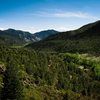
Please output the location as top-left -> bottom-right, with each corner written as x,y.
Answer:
0,28 -> 60,46
33,29 -> 59,39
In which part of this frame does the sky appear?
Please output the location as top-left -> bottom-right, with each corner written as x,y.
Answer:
0,0 -> 100,33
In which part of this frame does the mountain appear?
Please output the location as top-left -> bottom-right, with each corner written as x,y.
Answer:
0,29 -> 39,46
4,29 -> 38,42
33,29 -> 59,40
0,29 -> 59,46
0,22 -> 100,100
26,20 -> 100,54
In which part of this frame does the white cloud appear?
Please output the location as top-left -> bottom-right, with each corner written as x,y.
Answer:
53,12 -> 98,19
0,27 -> 4,30
33,11 -> 99,20
58,27 -> 68,31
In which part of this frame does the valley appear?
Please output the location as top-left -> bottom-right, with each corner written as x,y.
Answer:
0,21 -> 100,100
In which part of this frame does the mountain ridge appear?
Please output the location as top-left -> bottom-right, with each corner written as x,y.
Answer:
33,29 -> 59,40
26,20 -> 100,54
0,28 -> 59,46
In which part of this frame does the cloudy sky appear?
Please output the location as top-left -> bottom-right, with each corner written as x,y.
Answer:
0,0 -> 100,33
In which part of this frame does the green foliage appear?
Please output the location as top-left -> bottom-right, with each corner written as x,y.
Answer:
0,46 -> 100,100
1,21 -> 100,100
2,58 -> 23,100
93,63 -> 100,79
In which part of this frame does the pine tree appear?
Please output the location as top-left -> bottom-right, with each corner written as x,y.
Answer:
2,57 -> 23,100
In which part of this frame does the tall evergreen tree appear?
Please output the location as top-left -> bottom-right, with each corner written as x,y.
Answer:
2,57 -> 23,100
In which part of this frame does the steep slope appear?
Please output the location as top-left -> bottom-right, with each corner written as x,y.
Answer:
0,29 -> 39,46
0,29 -> 59,46
33,29 -> 59,40
4,29 -> 39,42
26,20 -> 100,54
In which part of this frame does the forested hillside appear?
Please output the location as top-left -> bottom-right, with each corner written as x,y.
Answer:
0,21 -> 100,100
26,21 -> 100,54
0,46 -> 100,100
1,0 -> 100,99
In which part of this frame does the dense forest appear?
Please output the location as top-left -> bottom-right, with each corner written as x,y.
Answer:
0,45 -> 100,100
0,20 -> 100,100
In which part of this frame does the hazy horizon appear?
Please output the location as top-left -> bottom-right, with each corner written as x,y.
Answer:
0,0 -> 100,33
